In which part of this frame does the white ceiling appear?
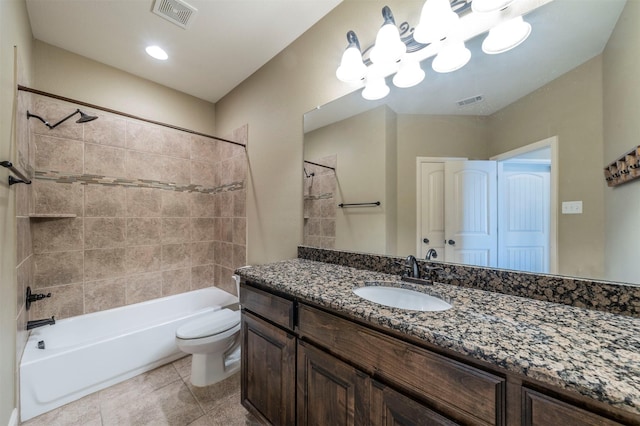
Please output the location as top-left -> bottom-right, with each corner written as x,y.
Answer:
304,0 -> 627,132
26,0 -> 343,103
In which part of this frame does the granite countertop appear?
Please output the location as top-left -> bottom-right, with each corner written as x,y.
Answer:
236,258 -> 640,417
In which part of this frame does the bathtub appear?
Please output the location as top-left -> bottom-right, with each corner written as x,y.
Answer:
20,286 -> 238,421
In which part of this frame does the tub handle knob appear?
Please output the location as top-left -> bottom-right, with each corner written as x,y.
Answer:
26,286 -> 52,311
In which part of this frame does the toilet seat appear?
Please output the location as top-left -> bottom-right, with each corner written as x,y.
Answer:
176,309 -> 240,340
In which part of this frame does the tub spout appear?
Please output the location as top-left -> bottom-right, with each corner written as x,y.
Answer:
27,316 -> 55,330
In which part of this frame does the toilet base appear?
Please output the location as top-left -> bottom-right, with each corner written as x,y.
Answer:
190,347 -> 240,387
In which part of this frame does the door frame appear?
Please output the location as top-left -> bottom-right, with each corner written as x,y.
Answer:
489,136 -> 559,274
416,157 -> 467,257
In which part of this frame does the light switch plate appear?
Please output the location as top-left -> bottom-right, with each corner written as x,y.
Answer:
562,201 -> 583,214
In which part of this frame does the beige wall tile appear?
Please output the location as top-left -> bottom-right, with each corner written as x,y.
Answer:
85,218 -> 126,249
126,187 -> 162,217
162,268 -> 191,296
31,217 -> 83,253
232,244 -> 246,269
214,191 -> 233,218
16,178 -> 31,216
161,243 -> 191,270
126,218 -> 162,246
190,136 -> 218,163
233,218 -> 246,245
84,277 -> 127,313
191,218 -> 215,242
83,114 -> 126,148
217,159 -> 234,186
125,150 -> 163,181
31,98 -> 83,141
214,265 -> 237,296
17,217 -> 32,264
162,191 -> 190,217
214,241 -> 233,268
162,218 -> 191,244
191,192 -> 215,218
190,160 -> 216,188
191,241 -> 215,266
191,264 -> 215,290
162,157 -> 190,185
232,190 -> 246,218
85,143 -> 125,177
85,185 -> 126,217
34,134 -> 83,173
215,217 -> 233,243
34,180 -> 83,216
231,156 -> 247,184
126,121 -> 164,154
84,248 -> 126,281
34,251 -> 83,288
17,256 -> 32,314
162,130 -> 190,159
29,282 -> 84,320
126,272 -> 163,305
125,245 -> 162,274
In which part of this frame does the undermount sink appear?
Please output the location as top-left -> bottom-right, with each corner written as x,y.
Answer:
353,285 -> 452,312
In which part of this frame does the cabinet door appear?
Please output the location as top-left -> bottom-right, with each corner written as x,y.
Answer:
297,341 -> 370,426
371,381 -> 459,426
241,311 -> 296,426
523,388 -> 624,426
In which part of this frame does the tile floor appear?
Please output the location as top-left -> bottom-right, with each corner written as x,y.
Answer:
21,356 -> 260,426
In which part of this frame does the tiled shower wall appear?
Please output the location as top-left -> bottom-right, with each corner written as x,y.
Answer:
303,155 -> 336,249
24,95 -> 247,321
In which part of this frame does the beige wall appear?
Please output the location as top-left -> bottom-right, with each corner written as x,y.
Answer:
214,0 -> 422,264
33,41 -> 216,136
305,106 -> 392,254
0,0 -> 34,423
603,0 -> 640,284
487,56 -> 605,279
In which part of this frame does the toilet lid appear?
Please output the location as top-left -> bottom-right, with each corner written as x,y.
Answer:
176,309 -> 240,339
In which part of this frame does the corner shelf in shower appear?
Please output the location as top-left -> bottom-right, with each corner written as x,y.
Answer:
28,214 -> 77,218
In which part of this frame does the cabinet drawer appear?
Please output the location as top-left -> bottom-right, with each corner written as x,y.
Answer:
523,388 -> 624,426
240,283 -> 294,330
298,304 -> 505,426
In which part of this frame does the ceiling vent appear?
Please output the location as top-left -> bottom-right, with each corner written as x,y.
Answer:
152,0 -> 197,29
456,95 -> 484,108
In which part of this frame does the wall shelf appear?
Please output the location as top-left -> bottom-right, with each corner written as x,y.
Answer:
29,214 -> 77,218
604,145 -> 640,187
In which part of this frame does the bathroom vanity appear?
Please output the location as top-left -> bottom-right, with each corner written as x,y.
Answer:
236,259 -> 640,426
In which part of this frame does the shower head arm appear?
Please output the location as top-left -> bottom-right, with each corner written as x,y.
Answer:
26,109 -> 97,129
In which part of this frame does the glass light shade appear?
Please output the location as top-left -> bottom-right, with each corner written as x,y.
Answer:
482,16 -> 532,54
471,0 -> 516,13
414,0 -> 459,44
145,45 -> 168,60
336,46 -> 368,82
432,41 -> 471,73
370,23 -> 407,65
393,58 -> 425,88
362,75 -> 390,100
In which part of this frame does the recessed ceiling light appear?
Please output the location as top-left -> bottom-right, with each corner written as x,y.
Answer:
145,45 -> 168,60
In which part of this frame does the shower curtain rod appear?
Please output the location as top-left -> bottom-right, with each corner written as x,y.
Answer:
17,85 -> 246,148
303,160 -> 335,171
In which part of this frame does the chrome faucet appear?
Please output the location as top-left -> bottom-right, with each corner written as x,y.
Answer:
26,316 -> 55,330
404,255 -> 421,279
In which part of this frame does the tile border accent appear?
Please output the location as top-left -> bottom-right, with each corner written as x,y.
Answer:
297,246 -> 640,317
35,170 -> 245,194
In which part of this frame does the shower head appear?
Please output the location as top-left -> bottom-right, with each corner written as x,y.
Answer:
76,110 -> 98,123
27,108 -> 98,129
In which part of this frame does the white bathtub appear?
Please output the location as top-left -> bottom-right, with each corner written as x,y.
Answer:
20,287 -> 238,421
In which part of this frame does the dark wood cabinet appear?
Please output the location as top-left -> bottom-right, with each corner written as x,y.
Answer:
241,311 -> 296,426
297,341 -> 370,426
371,380 -> 459,426
522,388 -> 625,426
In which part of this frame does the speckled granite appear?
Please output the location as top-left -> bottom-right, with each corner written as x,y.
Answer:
298,246 -> 640,317
236,259 -> 640,417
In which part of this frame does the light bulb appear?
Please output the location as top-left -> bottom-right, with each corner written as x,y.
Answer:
362,74 -> 390,100
393,58 -> 425,88
471,0 -> 516,13
414,0 -> 459,44
482,16 -> 532,54
432,40 -> 471,73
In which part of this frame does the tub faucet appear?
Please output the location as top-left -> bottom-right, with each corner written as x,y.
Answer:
425,248 -> 438,260
26,316 -> 55,330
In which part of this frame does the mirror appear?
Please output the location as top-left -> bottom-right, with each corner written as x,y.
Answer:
303,0 -> 640,286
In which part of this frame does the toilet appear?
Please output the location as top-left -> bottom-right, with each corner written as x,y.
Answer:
175,308 -> 241,387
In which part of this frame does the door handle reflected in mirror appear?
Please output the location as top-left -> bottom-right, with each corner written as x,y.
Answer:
446,239 -> 456,245
423,238 -> 429,244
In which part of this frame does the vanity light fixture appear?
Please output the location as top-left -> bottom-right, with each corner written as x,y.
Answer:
146,45 -> 169,60
336,0 -> 535,101
481,15 -> 532,54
